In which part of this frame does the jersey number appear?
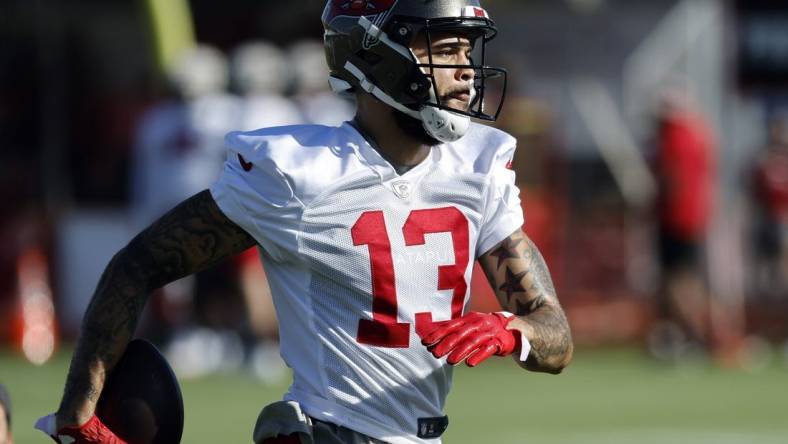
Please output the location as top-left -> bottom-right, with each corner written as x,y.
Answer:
351,207 -> 469,348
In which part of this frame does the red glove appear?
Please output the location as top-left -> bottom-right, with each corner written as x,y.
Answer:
419,311 -> 521,367
36,414 -> 127,444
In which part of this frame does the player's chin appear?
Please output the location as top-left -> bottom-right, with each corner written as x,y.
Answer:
442,98 -> 471,113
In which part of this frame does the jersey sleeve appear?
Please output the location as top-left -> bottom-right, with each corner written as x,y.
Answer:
476,143 -> 524,257
209,132 -> 303,262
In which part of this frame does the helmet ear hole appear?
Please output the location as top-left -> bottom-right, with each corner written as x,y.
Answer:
388,23 -> 414,45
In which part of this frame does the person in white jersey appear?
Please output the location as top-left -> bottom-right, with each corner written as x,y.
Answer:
37,1 -> 573,443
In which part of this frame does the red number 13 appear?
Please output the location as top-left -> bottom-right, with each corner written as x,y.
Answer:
351,207 -> 469,348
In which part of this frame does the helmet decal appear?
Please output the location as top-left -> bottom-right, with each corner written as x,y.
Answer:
330,0 -> 397,17
461,6 -> 489,18
329,0 -> 400,49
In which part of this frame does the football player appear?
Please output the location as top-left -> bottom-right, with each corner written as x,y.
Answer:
38,1 -> 572,443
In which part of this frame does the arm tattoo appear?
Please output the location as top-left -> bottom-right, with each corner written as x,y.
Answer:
480,230 -> 573,374
58,190 -> 256,422
498,267 -> 526,305
489,236 -> 523,269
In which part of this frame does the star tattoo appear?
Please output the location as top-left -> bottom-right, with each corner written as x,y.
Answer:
489,236 -> 524,269
498,267 -> 527,304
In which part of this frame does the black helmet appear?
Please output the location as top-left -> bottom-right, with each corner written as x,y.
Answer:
322,0 -> 507,142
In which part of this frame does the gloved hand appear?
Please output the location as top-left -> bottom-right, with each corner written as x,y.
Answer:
35,413 -> 127,444
419,311 -> 521,367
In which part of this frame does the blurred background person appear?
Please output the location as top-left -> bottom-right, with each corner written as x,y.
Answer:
131,44 -> 235,234
130,44 -> 246,378
286,39 -> 355,126
229,40 -> 302,131
750,113 -> 788,299
0,383 -> 12,444
649,87 -> 717,360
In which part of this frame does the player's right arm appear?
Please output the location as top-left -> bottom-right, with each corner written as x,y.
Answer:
55,189 -> 256,429
477,229 -> 573,373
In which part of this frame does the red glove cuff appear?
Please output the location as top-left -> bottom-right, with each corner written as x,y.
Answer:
492,312 -> 521,356
57,414 -> 127,444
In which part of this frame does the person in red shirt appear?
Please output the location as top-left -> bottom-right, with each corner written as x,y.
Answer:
652,90 -> 717,357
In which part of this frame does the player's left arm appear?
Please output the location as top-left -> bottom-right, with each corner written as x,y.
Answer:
478,228 -> 573,374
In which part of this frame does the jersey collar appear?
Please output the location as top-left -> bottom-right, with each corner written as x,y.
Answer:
342,120 -> 440,180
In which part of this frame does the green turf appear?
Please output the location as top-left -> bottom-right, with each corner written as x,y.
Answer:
1,346 -> 786,443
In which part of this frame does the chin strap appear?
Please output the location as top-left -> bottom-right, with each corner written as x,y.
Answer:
343,61 -> 421,120
342,16 -> 422,120
343,59 -> 471,143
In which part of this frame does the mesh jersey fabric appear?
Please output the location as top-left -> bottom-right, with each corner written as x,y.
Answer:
210,121 -> 523,444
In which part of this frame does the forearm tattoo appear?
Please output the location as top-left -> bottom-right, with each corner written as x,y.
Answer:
480,230 -> 573,373
58,190 -> 256,421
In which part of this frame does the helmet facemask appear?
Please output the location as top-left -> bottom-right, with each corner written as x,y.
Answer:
404,19 -> 507,142
401,15 -> 507,119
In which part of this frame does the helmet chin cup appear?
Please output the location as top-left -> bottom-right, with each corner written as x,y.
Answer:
418,83 -> 472,143
419,105 -> 470,143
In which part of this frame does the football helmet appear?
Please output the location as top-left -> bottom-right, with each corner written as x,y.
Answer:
167,45 -> 229,100
322,0 -> 507,142
230,40 -> 291,96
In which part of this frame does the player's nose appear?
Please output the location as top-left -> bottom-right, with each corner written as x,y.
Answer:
457,66 -> 474,82
455,55 -> 475,82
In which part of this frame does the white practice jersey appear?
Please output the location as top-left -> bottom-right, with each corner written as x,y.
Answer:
210,122 -> 523,444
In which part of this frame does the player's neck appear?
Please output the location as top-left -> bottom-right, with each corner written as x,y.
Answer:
354,99 -> 432,169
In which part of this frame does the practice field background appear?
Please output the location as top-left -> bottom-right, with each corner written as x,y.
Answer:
2,347 -> 787,444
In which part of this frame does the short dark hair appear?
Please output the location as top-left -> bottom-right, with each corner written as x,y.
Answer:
0,384 -> 10,428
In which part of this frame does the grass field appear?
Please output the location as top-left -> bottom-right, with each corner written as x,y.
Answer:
1,346 -> 786,443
